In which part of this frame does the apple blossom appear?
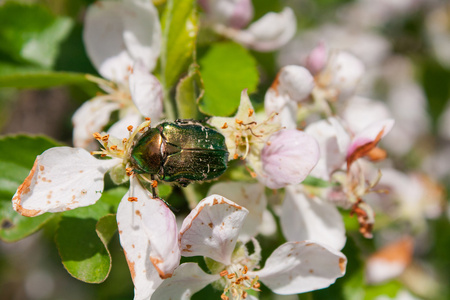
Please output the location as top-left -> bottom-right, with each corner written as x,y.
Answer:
202,0 -> 297,52
73,0 -> 163,148
264,65 -> 315,129
12,121 -> 182,299
151,195 -> 347,299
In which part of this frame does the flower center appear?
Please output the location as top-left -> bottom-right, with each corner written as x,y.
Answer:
91,119 -> 152,162
227,112 -> 280,161
219,264 -> 260,300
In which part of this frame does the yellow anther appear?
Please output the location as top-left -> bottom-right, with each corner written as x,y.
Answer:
93,132 -> 102,140
248,108 -> 254,117
151,180 -> 158,188
126,168 -> 133,176
101,134 -> 109,142
233,153 -> 239,160
235,118 -> 244,125
220,270 -> 229,277
127,125 -> 134,132
145,117 -> 151,122
128,197 -> 138,202
222,122 -> 228,129
110,145 -> 117,150
227,273 -> 236,279
243,265 -> 248,274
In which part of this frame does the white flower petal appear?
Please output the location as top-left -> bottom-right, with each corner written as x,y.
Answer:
151,263 -> 220,300
200,0 -> 254,29
121,0 -> 161,72
326,51 -> 365,100
130,178 -> 180,279
208,182 -> 267,243
341,96 -> 392,134
281,186 -> 346,250
129,64 -> 163,120
83,1 -> 134,82
264,89 -> 298,129
107,112 -> 143,140
305,118 -> 350,180
236,7 -> 296,52
277,65 -> 315,102
254,241 -> 347,294
179,195 -> 248,265
117,191 -> 162,300
12,147 -> 119,217
83,0 -> 161,82
365,237 -> 414,284
259,129 -> 320,189
72,97 -> 120,149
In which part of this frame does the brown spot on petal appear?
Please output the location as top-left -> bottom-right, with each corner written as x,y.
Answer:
270,72 -> 281,94
339,257 -> 346,273
123,250 -> 136,282
347,129 -> 385,169
150,257 -> 172,279
12,159 -> 42,217
39,165 -> 44,171
135,210 -> 141,217
208,222 -> 213,228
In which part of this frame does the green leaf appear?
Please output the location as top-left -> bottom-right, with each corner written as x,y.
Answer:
56,200 -> 115,283
0,70 -> 98,93
0,200 -> 56,242
0,2 -> 73,68
175,64 -> 204,119
98,187 -> 128,213
198,42 -> 259,116
302,175 -> 335,188
160,0 -> 198,89
0,135 -> 60,242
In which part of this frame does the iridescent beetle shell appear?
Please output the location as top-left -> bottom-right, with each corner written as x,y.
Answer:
130,119 -> 229,186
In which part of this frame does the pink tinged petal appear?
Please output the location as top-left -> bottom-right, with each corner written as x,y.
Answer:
305,42 -> 328,75
253,241 -> 347,294
132,180 -> 181,279
347,119 -> 395,162
259,129 -> 320,189
305,118 -> 350,180
179,195 -> 249,265
235,7 -> 297,52
12,147 -> 119,217
208,182 -> 267,243
151,263 -> 220,300
228,0 -> 254,29
129,64 -> 163,120
72,98 -> 121,148
117,191 -> 162,300
327,51 -> 365,100
83,1 -> 134,82
121,0 -> 161,72
264,89 -> 298,129
365,237 -> 414,284
281,186 -> 346,251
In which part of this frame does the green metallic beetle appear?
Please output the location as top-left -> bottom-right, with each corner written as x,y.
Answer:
130,119 -> 229,192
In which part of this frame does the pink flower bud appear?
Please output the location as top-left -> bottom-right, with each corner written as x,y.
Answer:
305,42 -> 328,75
259,129 -> 320,189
